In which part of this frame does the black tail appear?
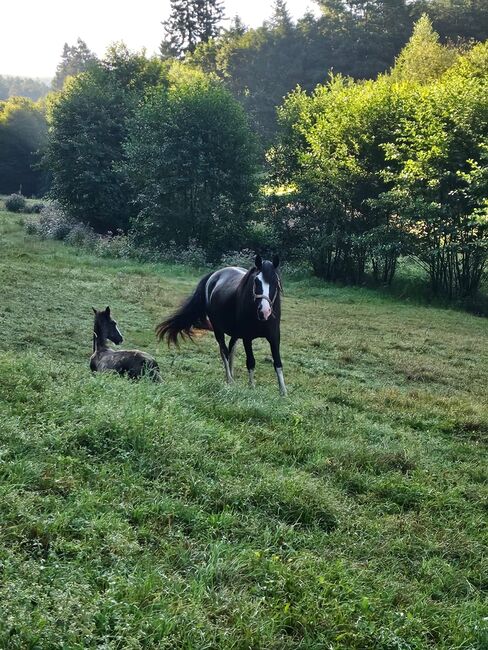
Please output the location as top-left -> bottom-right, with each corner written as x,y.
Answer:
156,272 -> 213,346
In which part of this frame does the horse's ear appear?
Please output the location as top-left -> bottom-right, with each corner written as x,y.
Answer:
92,307 -> 97,314
255,254 -> 262,270
105,306 -> 110,315
272,255 -> 280,269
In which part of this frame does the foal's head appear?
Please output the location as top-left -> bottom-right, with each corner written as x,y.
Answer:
253,254 -> 282,321
92,306 -> 123,346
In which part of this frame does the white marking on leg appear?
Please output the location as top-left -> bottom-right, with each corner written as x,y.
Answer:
248,368 -> 255,388
276,367 -> 287,396
220,348 -> 234,384
229,342 -> 237,377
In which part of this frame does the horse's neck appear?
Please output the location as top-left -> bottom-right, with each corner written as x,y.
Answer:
93,324 -> 107,353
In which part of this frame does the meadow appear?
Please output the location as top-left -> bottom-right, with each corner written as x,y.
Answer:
0,208 -> 487,649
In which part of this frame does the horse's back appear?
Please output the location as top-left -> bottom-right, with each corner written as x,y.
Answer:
206,266 -> 246,305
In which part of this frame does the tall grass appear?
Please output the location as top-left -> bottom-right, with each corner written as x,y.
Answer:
0,210 -> 487,648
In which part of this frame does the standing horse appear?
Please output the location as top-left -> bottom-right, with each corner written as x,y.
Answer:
90,306 -> 161,381
156,255 -> 287,395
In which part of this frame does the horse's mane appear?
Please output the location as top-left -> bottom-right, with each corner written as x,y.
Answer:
237,266 -> 258,298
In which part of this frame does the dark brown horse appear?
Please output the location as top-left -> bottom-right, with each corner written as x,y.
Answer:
90,307 -> 161,381
156,255 -> 286,395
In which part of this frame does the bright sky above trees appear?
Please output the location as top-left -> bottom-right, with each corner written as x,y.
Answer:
1,0 -> 319,78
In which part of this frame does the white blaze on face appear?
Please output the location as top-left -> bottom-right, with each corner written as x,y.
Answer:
113,321 -> 123,341
257,272 -> 272,320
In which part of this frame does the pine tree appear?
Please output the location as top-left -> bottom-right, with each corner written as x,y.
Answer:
160,0 -> 224,59
195,0 -> 225,44
391,14 -> 457,83
269,0 -> 293,30
52,39 -> 97,89
227,15 -> 247,38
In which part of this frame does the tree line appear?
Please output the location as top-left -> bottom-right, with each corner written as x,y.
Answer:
188,0 -> 488,140
0,76 -> 50,102
269,18 -> 487,299
1,1 -> 487,302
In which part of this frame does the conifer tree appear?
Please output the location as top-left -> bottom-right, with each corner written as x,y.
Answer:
161,0 -> 224,58
268,0 -> 293,31
391,14 -> 457,83
52,39 -> 97,89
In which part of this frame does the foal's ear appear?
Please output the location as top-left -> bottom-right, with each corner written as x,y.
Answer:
272,255 -> 280,269
105,306 -> 111,315
255,254 -> 263,270
92,307 -> 97,314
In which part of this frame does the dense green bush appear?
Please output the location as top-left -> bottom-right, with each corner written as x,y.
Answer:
380,41 -> 488,298
26,202 -> 75,240
269,75 -> 409,284
268,19 -> 487,297
47,45 -> 167,232
124,66 -> 259,259
5,193 -> 27,213
64,222 -> 97,249
93,230 -> 131,258
0,97 -> 48,197
25,202 -> 45,214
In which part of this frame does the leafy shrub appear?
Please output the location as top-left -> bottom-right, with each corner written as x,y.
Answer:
25,202 -> 45,214
47,47 -> 166,232
5,193 -> 27,213
280,259 -> 311,279
220,249 -> 255,269
247,219 -> 280,255
176,240 -> 208,267
65,222 -> 96,249
149,239 -> 208,267
25,202 -> 74,240
38,203 -> 74,240
94,231 -> 129,258
124,68 -> 259,259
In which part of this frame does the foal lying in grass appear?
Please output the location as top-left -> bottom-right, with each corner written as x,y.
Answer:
90,306 -> 161,381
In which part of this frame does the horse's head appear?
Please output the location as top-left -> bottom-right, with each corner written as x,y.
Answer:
253,254 -> 282,321
92,306 -> 123,345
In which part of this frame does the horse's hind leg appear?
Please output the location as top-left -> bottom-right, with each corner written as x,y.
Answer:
228,336 -> 238,378
214,330 -> 233,384
243,338 -> 256,388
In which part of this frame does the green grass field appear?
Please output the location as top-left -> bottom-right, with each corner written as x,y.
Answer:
0,210 -> 487,649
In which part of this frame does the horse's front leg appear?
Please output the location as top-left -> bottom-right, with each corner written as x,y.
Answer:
214,329 -> 233,384
268,333 -> 287,396
243,338 -> 256,388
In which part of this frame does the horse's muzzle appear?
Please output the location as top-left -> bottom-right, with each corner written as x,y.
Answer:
257,307 -> 272,321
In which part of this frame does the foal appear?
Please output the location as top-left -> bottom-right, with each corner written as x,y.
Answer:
90,306 -> 161,381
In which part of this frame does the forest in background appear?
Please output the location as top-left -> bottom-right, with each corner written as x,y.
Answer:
1,0 -> 487,305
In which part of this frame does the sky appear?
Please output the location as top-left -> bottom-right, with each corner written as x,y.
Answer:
1,0 -> 320,79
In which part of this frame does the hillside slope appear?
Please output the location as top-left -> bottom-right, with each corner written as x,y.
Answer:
0,212 -> 487,649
